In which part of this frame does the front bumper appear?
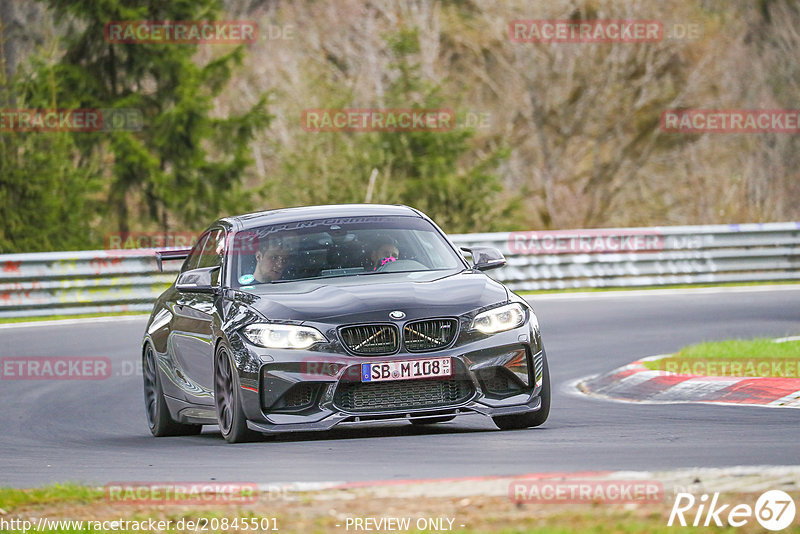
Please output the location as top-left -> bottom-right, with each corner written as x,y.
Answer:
246,394 -> 543,433
232,322 -> 545,434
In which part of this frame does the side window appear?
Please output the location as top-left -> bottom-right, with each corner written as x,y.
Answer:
181,233 -> 209,273
196,229 -> 225,269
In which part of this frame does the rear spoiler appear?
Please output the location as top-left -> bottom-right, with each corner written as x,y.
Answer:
155,248 -> 192,272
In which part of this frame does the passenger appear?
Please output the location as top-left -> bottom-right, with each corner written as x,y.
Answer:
369,235 -> 400,270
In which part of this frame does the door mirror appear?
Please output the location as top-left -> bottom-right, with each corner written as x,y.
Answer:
462,246 -> 506,271
176,266 -> 220,293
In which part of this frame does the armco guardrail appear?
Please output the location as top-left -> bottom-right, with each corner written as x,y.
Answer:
450,221 -> 800,291
0,250 -> 178,318
0,222 -> 798,318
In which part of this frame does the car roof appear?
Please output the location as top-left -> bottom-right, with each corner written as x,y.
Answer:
221,204 -> 423,230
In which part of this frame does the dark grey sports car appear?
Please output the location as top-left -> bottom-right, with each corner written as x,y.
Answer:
143,204 -> 550,443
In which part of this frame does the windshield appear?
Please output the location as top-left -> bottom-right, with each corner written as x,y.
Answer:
229,215 -> 465,286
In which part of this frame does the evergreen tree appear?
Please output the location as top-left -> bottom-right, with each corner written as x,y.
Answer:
373,29 -> 517,233
0,11 -> 101,253
23,0 -> 270,234
273,28 -> 516,233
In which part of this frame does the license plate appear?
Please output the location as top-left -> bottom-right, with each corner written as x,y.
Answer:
361,357 -> 452,382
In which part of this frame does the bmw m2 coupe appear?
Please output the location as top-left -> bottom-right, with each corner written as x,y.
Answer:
142,204 -> 550,442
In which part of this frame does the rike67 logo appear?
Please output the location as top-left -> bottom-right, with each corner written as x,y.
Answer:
669,490 -> 796,531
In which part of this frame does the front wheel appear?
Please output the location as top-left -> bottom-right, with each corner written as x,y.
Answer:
492,351 -> 551,430
214,345 -> 257,443
143,344 -> 202,437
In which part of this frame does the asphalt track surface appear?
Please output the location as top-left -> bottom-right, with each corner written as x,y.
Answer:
1,287 -> 799,487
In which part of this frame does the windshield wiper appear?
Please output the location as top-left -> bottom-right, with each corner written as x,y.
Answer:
243,268 -> 451,285
266,272 -> 367,283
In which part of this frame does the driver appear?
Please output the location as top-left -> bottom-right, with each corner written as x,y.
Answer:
253,238 -> 290,282
369,235 -> 400,271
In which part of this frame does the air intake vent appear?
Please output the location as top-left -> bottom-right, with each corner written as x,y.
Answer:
267,383 -> 321,413
404,318 -> 458,352
283,383 -> 316,408
340,324 -> 399,355
334,379 -> 473,412
478,368 -> 523,396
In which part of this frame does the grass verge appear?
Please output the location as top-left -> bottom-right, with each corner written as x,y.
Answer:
0,311 -> 149,325
518,280 -> 800,295
0,484 -> 104,509
1,483 -> 796,533
643,338 -> 800,378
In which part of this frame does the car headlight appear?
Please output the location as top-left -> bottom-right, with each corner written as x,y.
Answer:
471,303 -> 527,334
241,323 -> 326,349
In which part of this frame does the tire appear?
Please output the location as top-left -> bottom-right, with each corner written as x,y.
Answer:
492,351 -> 551,431
409,416 -> 456,425
214,345 -> 257,443
143,344 -> 202,437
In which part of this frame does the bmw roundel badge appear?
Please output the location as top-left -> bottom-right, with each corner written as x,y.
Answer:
389,310 -> 406,320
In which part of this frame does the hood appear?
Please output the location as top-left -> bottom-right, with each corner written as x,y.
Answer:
238,270 -> 508,323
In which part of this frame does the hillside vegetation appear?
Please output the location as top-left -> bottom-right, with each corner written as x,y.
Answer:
1,0 -> 798,251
